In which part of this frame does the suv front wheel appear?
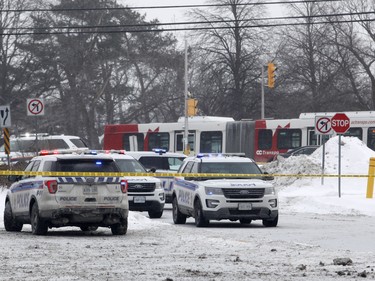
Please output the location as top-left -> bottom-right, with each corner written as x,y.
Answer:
4,201 -> 23,232
194,199 -> 209,227
262,215 -> 278,227
172,196 -> 187,224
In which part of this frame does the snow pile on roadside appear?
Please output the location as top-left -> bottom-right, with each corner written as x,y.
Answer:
263,136 -> 374,187
271,136 -> 375,216
263,155 -> 321,187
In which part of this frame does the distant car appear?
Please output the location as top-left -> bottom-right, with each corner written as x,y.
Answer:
275,145 -> 319,161
0,134 -> 88,165
125,149 -> 187,203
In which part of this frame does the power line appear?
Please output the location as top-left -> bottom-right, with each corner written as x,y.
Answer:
2,11 -> 373,31
0,0 -> 343,13
2,18 -> 374,36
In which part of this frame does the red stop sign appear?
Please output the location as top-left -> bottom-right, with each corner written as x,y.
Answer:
331,113 -> 350,134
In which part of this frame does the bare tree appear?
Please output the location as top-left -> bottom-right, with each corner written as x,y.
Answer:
326,0 -> 375,109
189,0 -> 270,120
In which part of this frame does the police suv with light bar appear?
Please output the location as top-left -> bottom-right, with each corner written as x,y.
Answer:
172,154 -> 278,227
3,153 -> 129,235
98,151 -> 165,218
125,149 -> 186,203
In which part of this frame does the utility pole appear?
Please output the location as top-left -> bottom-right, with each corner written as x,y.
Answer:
183,38 -> 189,155
261,65 -> 265,119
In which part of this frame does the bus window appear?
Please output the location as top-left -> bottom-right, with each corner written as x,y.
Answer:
176,133 -> 195,151
368,128 -> 375,151
344,127 -> 362,140
257,129 -> 272,150
148,132 -> 169,151
200,131 -> 222,153
123,133 -> 144,151
277,129 -> 301,149
308,129 -> 330,145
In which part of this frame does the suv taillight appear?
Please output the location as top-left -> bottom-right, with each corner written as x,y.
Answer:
45,180 -> 58,194
120,179 -> 128,193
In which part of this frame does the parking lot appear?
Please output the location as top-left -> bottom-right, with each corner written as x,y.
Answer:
0,200 -> 374,281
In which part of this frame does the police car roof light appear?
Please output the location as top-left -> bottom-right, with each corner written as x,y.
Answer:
152,148 -> 167,155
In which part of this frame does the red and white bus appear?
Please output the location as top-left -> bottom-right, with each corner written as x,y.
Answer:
103,111 -> 375,162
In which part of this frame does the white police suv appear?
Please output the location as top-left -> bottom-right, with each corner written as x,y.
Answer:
125,149 -> 186,203
3,153 -> 129,235
104,152 -> 165,218
172,154 -> 278,227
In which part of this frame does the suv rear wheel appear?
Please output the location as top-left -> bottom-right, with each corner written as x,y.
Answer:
111,218 -> 128,235
31,203 -> 48,235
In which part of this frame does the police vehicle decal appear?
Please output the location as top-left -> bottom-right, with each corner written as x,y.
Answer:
174,178 -> 198,191
11,181 -> 44,193
57,177 -> 122,184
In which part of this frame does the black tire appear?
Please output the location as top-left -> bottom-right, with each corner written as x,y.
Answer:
262,215 -> 278,227
31,203 -> 48,235
239,218 -> 252,225
194,199 -> 209,227
4,201 -> 23,232
172,196 -> 186,224
80,226 -> 99,232
111,218 -> 128,235
148,210 -> 163,219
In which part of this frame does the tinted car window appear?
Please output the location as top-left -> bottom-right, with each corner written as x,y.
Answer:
200,162 -> 262,174
138,156 -> 185,171
48,139 -> 69,149
114,159 -> 146,173
53,159 -> 119,172
70,138 -> 88,148
138,157 -> 169,170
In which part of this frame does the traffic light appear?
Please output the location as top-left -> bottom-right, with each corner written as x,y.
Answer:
187,98 -> 198,116
267,62 -> 276,88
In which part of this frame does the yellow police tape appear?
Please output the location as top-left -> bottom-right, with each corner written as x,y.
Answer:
0,170 -> 371,178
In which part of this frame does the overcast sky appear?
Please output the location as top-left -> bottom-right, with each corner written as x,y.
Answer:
121,0 -> 286,23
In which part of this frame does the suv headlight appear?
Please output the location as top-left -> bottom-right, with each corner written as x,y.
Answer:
155,181 -> 161,189
264,187 -> 276,195
205,186 -> 223,195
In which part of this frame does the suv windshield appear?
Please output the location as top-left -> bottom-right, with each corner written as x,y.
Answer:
49,159 -> 119,172
200,162 -> 262,174
114,159 -> 146,173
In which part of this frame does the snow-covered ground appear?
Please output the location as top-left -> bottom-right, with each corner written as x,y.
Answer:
0,136 -> 374,280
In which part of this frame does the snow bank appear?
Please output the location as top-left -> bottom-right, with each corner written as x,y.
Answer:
263,136 -> 375,216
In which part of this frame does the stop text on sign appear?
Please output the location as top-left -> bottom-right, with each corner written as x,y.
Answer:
331,119 -> 350,127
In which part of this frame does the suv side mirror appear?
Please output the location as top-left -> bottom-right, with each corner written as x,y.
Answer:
7,175 -> 21,182
148,167 -> 156,173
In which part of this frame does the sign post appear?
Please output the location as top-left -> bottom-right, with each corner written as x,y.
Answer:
331,113 -> 351,198
315,116 -> 334,185
27,98 -> 45,153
